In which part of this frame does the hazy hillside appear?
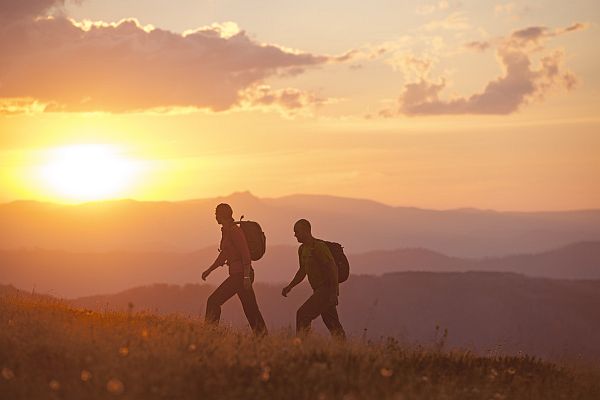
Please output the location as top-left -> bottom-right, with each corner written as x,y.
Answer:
2,192 -> 600,257
70,272 -> 600,361
349,241 -> 600,279
2,242 -> 599,297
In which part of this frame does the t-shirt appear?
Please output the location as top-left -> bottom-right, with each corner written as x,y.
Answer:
216,222 -> 252,276
298,240 -> 339,293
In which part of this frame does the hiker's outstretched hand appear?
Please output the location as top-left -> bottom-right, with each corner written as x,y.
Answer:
201,269 -> 212,281
282,285 -> 291,297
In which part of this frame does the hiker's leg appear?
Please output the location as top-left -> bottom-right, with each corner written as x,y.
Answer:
237,271 -> 268,336
321,305 -> 346,340
296,290 -> 326,336
205,276 -> 238,325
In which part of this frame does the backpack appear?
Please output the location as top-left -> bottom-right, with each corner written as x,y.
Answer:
321,240 -> 350,283
235,216 -> 266,261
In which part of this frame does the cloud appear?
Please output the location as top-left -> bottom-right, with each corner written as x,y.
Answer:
391,54 -> 436,80
464,40 -> 491,52
239,85 -> 328,117
0,0 -> 340,114
381,23 -> 585,116
0,0 -> 66,21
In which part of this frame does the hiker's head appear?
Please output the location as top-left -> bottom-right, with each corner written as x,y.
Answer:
293,219 -> 312,243
215,203 -> 234,224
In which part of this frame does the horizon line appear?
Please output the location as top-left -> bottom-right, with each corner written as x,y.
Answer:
1,191 -> 599,214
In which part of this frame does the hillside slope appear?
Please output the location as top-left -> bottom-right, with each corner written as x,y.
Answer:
71,272 -> 600,361
1,293 -> 599,400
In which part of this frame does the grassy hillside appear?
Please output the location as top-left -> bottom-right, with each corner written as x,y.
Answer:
70,272 -> 600,361
1,292 -> 599,399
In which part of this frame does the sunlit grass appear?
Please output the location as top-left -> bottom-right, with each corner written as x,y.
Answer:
1,293 -> 599,399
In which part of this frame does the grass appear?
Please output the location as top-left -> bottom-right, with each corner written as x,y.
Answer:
1,293 -> 599,400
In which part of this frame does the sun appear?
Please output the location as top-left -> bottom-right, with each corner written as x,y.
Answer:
39,144 -> 141,202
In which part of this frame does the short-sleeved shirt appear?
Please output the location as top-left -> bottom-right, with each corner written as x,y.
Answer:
298,240 -> 339,293
217,222 -> 252,276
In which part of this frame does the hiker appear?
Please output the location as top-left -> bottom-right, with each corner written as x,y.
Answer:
202,203 -> 267,336
282,219 -> 346,339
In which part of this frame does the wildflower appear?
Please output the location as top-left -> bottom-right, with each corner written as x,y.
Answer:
507,367 -> 517,375
380,367 -> 393,378
188,343 -> 197,352
488,368 -> 499,381
81,370 -> 92,382
49,379 -> 61,391
107,378 -> 125,395
260,366 -> 271,382
420,375 -> 429,383
292,337 -> 302,346
2,367 -> 15,380
118,347 -> 129,357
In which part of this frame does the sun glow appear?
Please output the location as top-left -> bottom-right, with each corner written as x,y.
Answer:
39,144 -> 141,202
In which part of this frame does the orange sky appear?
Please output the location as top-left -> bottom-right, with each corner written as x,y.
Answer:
1,0 -> 599,211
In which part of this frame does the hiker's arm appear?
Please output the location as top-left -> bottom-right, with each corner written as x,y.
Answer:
202,251 -> 226,280
282,267 -> 305,297
288,267 -> 306,288
212,250 -> 228,269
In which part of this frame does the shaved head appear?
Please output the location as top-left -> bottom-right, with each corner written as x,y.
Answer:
294,219 -> 311,232
293,219 -> 312,244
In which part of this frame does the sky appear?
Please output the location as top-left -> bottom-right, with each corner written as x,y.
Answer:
1,0 -> 599,211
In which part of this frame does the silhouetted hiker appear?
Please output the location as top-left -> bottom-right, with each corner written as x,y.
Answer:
282,219 -> 346,339
202,203 -> 268,336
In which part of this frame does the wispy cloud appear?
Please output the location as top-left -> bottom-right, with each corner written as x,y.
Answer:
239,85 -> 329,117
380,23 -> 586,117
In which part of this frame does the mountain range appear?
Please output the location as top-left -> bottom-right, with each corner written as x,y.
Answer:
2,192 -> 600,257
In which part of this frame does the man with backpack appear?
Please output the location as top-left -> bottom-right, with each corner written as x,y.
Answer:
282,219 -> 346,339
202,203 -> 268,336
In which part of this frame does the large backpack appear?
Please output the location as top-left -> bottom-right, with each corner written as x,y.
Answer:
321,240 -> 350,283
235,216 -> 266,261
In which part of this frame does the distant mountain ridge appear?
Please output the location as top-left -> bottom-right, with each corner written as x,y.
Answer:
2,191 -> 599,257
1,241 -> 598,298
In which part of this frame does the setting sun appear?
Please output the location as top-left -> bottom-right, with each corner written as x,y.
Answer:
38,144 -> 141,202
